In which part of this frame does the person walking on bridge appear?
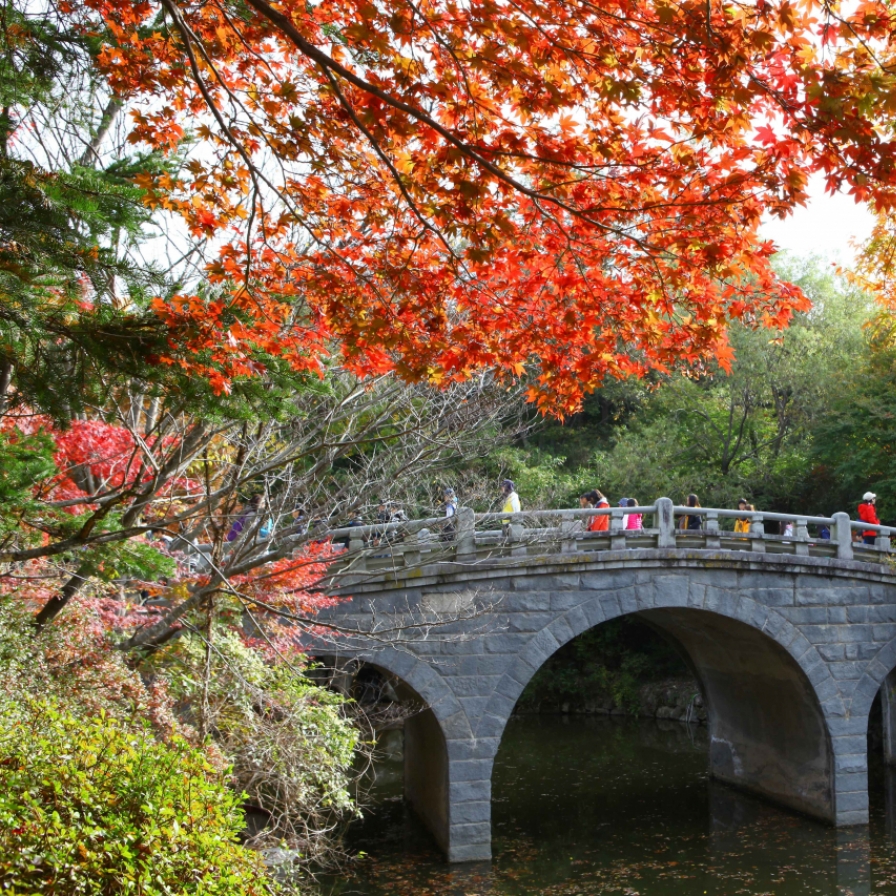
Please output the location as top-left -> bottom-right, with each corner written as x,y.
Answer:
858,492 -> 881,545
586,489 -> 610,532
734,499 -> 751,534
441,487 -> 458,542
501,479 -> 521,536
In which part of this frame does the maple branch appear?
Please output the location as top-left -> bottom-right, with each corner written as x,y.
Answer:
238,0 -> 621,236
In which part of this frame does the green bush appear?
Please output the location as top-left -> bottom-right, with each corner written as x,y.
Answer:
0,698 -> 279,896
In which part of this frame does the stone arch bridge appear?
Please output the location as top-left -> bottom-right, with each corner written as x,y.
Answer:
312,498 -> 896,863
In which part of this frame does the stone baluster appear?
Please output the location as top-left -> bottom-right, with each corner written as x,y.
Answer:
795,517 -> 809,556
749,514 -> 765,553
559,510 -> 578,554
348,531 -> 367,571
507,515 -> 526,558
880,528 -> 892,555
656,497 -> 676,549
610,507 -> 626,550
456,507 -> 476,560
705,510 -> 721,549
403,531 -> 421,569
833,512 -> 854,561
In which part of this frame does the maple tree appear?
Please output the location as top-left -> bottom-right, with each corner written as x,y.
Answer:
31,0 -> 895,415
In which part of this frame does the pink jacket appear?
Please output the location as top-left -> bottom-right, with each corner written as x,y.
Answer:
626,513 -> 643,530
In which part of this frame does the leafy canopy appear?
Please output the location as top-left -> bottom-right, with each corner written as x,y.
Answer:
47,0 -> 896,412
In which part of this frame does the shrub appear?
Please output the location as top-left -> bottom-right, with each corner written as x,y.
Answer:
0,697 -> 279,896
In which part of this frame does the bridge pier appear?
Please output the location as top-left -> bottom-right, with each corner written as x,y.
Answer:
404,707 -> 451,854
640,608 -> 837,823
881,670 -> 896,766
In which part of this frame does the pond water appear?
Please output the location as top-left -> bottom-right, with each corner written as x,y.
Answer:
321,715 -> 896,896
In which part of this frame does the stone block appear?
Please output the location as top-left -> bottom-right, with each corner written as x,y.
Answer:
513,574 -> 579,592
448,821 -> 492,847
448,842 -> 492,862
446,737 -> 499,762
835,772 -> 869,793
635,581 -> 659,608
457,696 -> 493,722
450,759 -> 493,782
813,676 -> 841,703
827,712 -> 868,736
832,734 -> 872,754
693,569 -> 740,589
574,599 -> 606,629
827,607 -> 847,624
870,604 -> 896,623
580,572 -> 627,592
800,624 -> 846,645
482,632 -> 526,655
440,638 -> 487,656
616,589 -> 640,616
835,752 -> 868,773
873,624 -> 896,642
474,711 -> 510,741
450,675 -> 499,698
550,591 -> 588,611
846,643 -> 880,662
836,810 -> 870,826
754,587 -> 795,607
441,709 -> 473,739
869,584 -> 896,604
504,593 -> 553,613
784,606 -> 828,625
846,606 -> 871,624
818,644 -> 847,662
795,587 -> 859,607
509,612 -> 557,634
451,800 -> 491,825
527,627 -> 561,662
687,583 -> 707,609
834,790 -> 869,813
547,614 -> 576,650
450,781 -> 491,804
829,663 -> 863,681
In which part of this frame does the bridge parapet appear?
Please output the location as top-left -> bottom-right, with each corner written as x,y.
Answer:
325,496 -> 896,582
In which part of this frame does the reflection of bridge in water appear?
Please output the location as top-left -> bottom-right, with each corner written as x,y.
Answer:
314,498 -> 896,866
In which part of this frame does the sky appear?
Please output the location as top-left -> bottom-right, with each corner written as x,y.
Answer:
759,172 -> 875,267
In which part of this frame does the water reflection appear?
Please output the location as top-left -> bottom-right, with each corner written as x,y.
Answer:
323,717 -> 895,896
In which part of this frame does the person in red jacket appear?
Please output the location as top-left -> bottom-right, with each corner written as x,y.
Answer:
858,492 -> 881,545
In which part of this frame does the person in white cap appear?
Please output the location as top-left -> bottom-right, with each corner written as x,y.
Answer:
858,492 -> 881,545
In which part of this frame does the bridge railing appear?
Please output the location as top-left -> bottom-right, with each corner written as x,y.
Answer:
321,498 -> 896,576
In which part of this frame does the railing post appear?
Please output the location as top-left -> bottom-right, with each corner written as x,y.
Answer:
559,510 -> 578,554
456,507 -> 475,560
750,514 -> 765,553
610,507 -> 626,550
795,517 -> 809,556
348,532 -> 367,571
705,510 -> 720,549
833,512 -> 854,561
880,529 -> 892,555
656,497 -> 676,549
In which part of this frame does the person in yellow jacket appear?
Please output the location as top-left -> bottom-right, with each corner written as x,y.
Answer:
501,479 -> 521,533
734,498 -> 753,535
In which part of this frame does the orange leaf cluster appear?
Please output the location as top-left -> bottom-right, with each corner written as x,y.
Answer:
67,0 -> 896,411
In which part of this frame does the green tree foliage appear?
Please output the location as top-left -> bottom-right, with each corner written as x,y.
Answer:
0,1 -> 179,422
812,320 -> 896,518
0,697 -> 279,895
518,618 -> 688,714
508,255 -> 874,515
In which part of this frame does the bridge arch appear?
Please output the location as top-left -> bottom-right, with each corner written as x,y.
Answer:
481,591 -> 847,826
339,647 -> 467,856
